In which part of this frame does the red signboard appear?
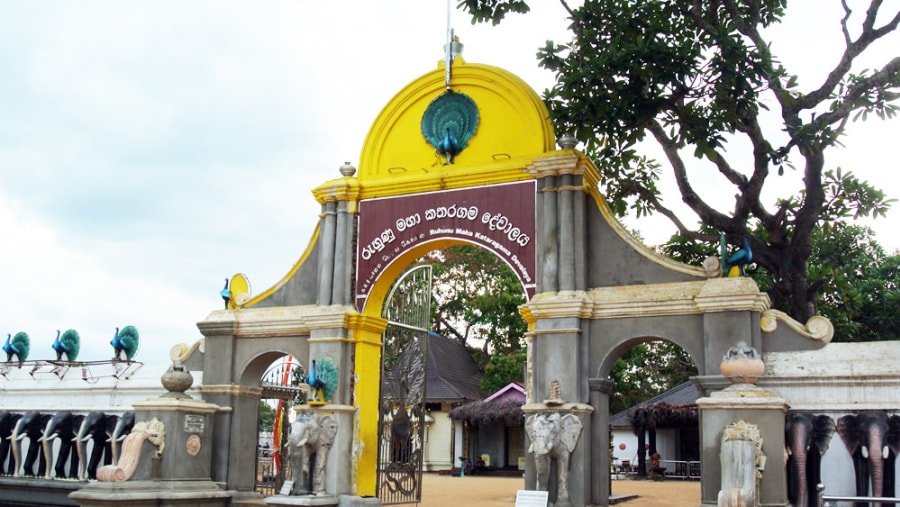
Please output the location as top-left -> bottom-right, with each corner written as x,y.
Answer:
356,180 -> 536,311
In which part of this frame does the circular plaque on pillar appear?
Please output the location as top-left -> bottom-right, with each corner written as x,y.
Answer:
186,434 -> 201,456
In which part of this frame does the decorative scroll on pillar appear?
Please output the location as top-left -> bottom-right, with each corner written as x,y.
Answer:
96,417 -> 165,483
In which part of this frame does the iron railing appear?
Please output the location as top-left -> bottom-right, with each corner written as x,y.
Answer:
817,483 -> 900,507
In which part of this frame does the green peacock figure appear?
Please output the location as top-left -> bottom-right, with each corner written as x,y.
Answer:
3,332 -> 30,367
305,358 -> 338,404
421,91 -> 479,165
52,329 -> 81,362
110,326 -> 140,361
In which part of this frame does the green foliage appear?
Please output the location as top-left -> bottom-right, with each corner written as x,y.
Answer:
462,0 -> 530,25
462,0 -> 899,323
608,341 -> 698,415
418,245 -> 527,391
480,349 -> 526,393
258,401 -> 276,432
803,225 -> 899,341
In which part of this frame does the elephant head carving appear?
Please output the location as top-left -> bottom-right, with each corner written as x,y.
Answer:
785,413 -> 835,507
288,413 -> 339,496
525,412 -> 583,506
837,412 -> 900,503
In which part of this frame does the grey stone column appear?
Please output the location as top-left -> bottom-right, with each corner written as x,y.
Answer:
558,173 -> 575,291
317,200 -> 337,305
573,174 -> 587,291
588,378 -> 614,506
331,200 -> 353,306
541,175 -> 559,292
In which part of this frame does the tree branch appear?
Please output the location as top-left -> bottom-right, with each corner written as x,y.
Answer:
813,55 -> 900,128
795,2 -> 900,113
647,120 -> 737,232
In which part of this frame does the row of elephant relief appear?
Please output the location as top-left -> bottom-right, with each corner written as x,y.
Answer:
786,412 -> 900,507
0,410 -> 134,481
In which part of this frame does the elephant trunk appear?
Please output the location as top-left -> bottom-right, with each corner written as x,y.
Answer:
9,433 -> 21,478
75,427 -> 88,480
788,426 -> 810,507
863,441 -> 888,507
40,433 -> 55,479
10,421 -> 27,478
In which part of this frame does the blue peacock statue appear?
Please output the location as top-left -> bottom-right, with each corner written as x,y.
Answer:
723,235 -> 753,277
110,326 -> 140,361
220,278 -> 231,309
52,329 -> 81,362
3,332 -> 30,367
421,91 -> 479,165
305,358 -> 338,405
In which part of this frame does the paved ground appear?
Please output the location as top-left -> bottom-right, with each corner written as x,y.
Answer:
420,474 -> 701,506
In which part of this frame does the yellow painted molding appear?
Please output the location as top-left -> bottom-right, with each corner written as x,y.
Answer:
524,290 -> 593,320
133,398 -> 220,414
522,279 -> 770,320
197,384 -> 264,399
312,176 -> 362,206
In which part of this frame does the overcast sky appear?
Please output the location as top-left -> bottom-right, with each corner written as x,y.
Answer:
2,1 -> 897,367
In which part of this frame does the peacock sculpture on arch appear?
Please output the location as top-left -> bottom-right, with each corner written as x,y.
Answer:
3,332 -> 30,367
421,91 -> 479,165
110,326 -> 140,361
52,329 -> 81,362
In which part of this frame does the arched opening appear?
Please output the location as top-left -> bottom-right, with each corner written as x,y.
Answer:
245,354 -> 306,497
369,241 -> 530,501
604,338 -> 700,481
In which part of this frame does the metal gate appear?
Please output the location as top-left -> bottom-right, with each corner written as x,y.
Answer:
377,265 -> 431,504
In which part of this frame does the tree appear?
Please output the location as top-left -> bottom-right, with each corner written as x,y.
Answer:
418,245 -> 528,390
462,0 -> 897,323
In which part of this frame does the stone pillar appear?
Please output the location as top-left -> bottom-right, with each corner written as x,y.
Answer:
523,403 -> 593,507
332,199 -> 353,306
697,342 -> 790,507
540,174 -> 559,292
69,362 -> 230,507
317,200 -> 337,306
588,378 -> 614,505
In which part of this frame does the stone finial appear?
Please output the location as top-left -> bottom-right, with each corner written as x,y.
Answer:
160,361 -> 194,398
339,161 -> 356,177
720,341 -> 764,385
544,379 -> 564,406
558,134 -> 578,150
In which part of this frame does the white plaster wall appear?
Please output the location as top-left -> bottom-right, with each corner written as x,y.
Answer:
763,342 -> 900,411
424,410 -> 454,471
0,362 -> 195,412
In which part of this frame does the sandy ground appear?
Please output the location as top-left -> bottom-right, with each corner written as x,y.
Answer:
419,474 -> 701,506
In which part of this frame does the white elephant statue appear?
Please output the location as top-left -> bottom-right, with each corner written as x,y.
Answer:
287,413 -> 338,496
525,412 -> 583,507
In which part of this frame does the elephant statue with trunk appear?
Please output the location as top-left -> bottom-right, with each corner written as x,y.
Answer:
11,411 -> 51,477
40,411 -> 84,479
525,412 -> 584,507
837,412 -> 900,504
76,411 -> 119,480
287,413 -> 338,496
785,413 -> 835,507
0,411 -> 21,475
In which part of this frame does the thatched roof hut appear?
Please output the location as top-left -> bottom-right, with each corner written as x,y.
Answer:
448,400 -> 524,427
